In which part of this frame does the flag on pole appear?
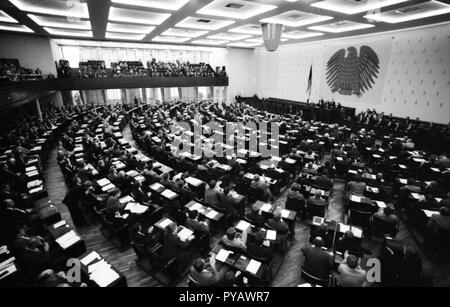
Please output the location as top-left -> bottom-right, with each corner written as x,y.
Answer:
306,65 -> 312,100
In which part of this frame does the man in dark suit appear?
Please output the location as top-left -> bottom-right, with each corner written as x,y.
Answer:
267,210 -> 289,234
246,233 -> 275,261
245,204 -> 265,227
301,237 -> 334,281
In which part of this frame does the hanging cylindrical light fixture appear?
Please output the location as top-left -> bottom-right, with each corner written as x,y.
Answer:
261,23 -> 283,52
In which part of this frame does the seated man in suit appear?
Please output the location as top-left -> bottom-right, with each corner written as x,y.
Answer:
160,172 -> 176,189
250,175 -> 272,200
189,258 -> 224,287
246,233 -> 275,261
104,188 -> 126,227
334,254 -> 367,287
217,187 -> 238,216
222,227 -> 247,251
347,175 -> 366,196
371,207 -> 399,234
162,223 -> 191,268
267,209 -> 289,235
204,180 -> 220,206
245,204 -> 266,227
426,207 -> 450,248
336,231 -> 370,257
308,191 -> 327,214
301,237 -> 334,282
310,223 -> 331,247
186,210 -> 210,234
303,162 -> 318,175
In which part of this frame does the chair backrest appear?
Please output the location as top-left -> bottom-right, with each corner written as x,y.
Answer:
301,269 -> 329,287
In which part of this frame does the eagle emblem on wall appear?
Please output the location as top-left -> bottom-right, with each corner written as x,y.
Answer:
326,46 -> 380,97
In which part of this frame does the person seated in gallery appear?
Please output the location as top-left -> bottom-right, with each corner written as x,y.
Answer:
222,227 -> 247,251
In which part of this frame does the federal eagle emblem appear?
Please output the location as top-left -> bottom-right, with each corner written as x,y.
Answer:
326,46 -> 380,97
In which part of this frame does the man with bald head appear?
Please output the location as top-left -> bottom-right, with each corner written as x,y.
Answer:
301,237 -> 334,283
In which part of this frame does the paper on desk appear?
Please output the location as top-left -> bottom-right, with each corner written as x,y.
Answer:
178,228 -> 192,242
266,230 -> 277,241
206,210 -> 217,219
261,204 -> 272,212
120,196 -> 134,205
81,251 -> 101,266
374,201 -> 387,208
90,267 -> 120,287
246,259 -> 261,275
281,209 -> 290,219
423,210 -> 438,218
101,183 -> 115,192
159,218 -> 172,229
399,178 -> 408,184
351,227 -> 363,238
411,193 -> 424,200
216,249 -> 231,262
190,202 -> 202,211
235,220 -> 251,232
53,220 -> 66,229
339,223 -> 351,233
97,178 -> 110,187
350,195 -> 362,203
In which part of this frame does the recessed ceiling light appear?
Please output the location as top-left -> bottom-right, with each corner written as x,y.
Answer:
0,10 -> 18,23
152,36 -> 191,43
107,22 -> 155,34
197,0 -> 277,19
261,10 -> 333,27
311,0 -> 410,15
192,39 -> 230,45
364,0 -> 450,23
9,0 -> 89,18
176,16 -> 235,30
208,33 -> 252,41
0,22 -> 33,33
111,0 -> 191,11
44,27 -> 92,37
308,20 -> 374,33
28,14 -> 91,30
105,32 -> 147,40
162,28 -> 209,38
109,7 -> 171,25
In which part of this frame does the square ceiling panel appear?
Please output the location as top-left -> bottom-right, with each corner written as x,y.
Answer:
208,32 -> 252,41
282,30 -> 324,39
261,10 -> 333,27
364,0 -> 450,23
0,10 -> 18,23
0,23 -> 33,32
107,22 -> 155,34
9,0 -> 89,18
44,27 -> 92,37
105,32 -> 146,40
152,35 -> 191,43
229,24 -> 262,35
176,16 -> 235,30
191,38 -> 230,45
311,0 -> 410,15
197,0 -> 277,19
110,0 -> 191,11
162,28 -> 208,38
308,20 -> 374,33
109,7 -> 171,25
28,14 -> 91,30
